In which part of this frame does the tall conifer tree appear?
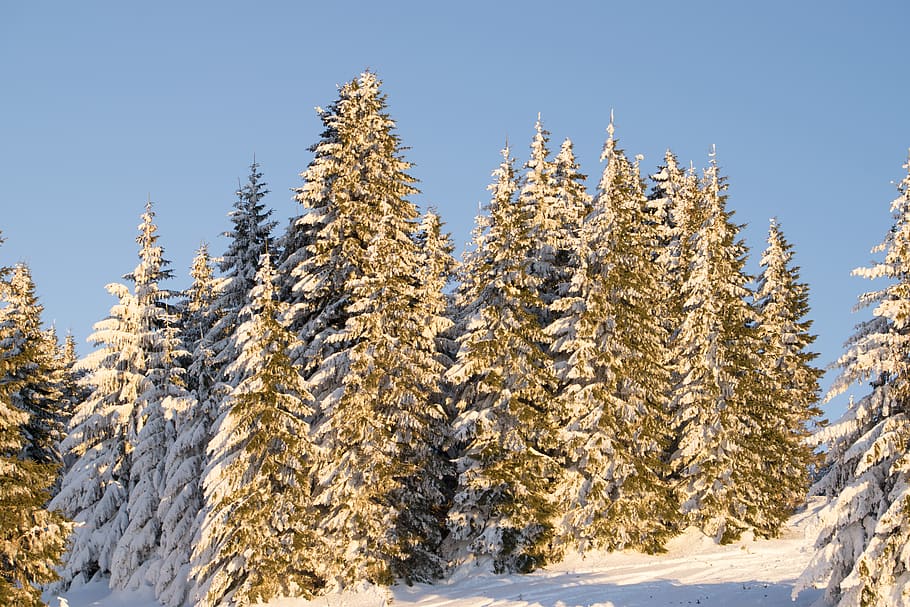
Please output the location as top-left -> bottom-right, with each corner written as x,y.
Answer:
279,72 -> 452,585
204,160 -> 276,392
192,254 -> 322,606
647,150 -> 702,352
797,154 -> 910,606
0,264 -> 67,466
751,218 -> 822,534
551,138 -> 592,288
0,236 -> 69,606
668,153 -> 763,542
548,122 -> 677,553
519,117 -> 560,319
52,202 -> 173,587
155,245 -> 218,607
447,145 -> 560,573
107,203 -> 185,591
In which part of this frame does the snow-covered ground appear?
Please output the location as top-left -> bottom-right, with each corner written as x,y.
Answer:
51,501 -> 826,607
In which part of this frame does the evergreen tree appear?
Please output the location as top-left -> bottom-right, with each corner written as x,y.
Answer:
155,244 -> 218,607
647,150 -> 703,344
551,137 -> 592,288
415,210 -> 458,371
192,254 -> 322,606
796,153 -> 910,606
108,203 -> 184,591
58,332 -> 88,474
519,116 -> 560,318
0,428 -> 69,607
752,218 -> 822,534
51,281 -> 138,585
0,236 -> 69,606
446,145 -> 560,573
204,160 -> 276,392
547,122 -> 678,553
0,264 -> 66,466
667,152 -> 763,542
52,201 -> 173,587
281,72 -> 451,586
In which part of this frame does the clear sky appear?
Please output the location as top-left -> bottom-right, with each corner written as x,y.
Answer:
2,1 -> 908,419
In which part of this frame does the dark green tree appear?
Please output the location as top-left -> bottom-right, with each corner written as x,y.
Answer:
668,152 -> 764,542
751,218 -> 822,535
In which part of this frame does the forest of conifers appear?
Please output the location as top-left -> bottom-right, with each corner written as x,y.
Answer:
2,72 -> 908,607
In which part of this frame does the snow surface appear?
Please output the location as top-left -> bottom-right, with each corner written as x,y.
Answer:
50,501 -> 826,607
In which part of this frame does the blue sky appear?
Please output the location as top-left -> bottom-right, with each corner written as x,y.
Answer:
2,1 -> 908,418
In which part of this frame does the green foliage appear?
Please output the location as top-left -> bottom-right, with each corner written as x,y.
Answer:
552,126 -> 678,552
196,255 -> 322,606
0,457 -> 69,607
448,144 -> 561,572
0,239 -> 69,606
751,219 -> 823,536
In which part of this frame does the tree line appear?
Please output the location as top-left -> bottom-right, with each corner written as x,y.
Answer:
1,71 -> 904,607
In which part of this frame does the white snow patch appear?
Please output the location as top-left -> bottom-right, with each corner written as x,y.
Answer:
50,502 -> 826,607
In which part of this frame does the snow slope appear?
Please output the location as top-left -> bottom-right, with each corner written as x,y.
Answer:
50,501 -> 825,607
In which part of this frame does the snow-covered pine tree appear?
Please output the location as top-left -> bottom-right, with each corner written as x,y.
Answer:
751,218 -> 822,535
547,120 -> 677,553
415,210 -> 458,373
51,286 -> 137,586
107,202 -> 187,591
192,253 -> 322,606
0,238 -> 69,606
0,400 -> 69,607
204,160 -> 276,395
58,332 -> 88,474
646,150 -> 703,339
518,117 -> 562,323
447,145 -> 560,574
0,264 -> 67,466
551,137 -> 592,287
668,151 -> 764,543
52,201 -> 174,588
281,71 -> 451,586
646,151 -> 703,430
155,243 -> 219,607
796,153 -> 910,606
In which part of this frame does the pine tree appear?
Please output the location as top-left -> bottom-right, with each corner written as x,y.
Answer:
667,152 -> 764,542
548,123 -> 678,553
204,160 -> 276,392
0,435 -> 69,607
647,150 -> 702,344
58,332 -> 88,475
519,116 -> 560,319
551,137 -> 592,288
0,235 -> 69,606
51,281 -> 137,585
155,244 -> 218,607
796,153 -> 910,606
0,264 -> 66,466
52,201 -> 173,587
192,254 -> 322,606
447,145 -> 560,573
752,218 -> 822,534
107,202 -> 184,591
280,72 -> 452,586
